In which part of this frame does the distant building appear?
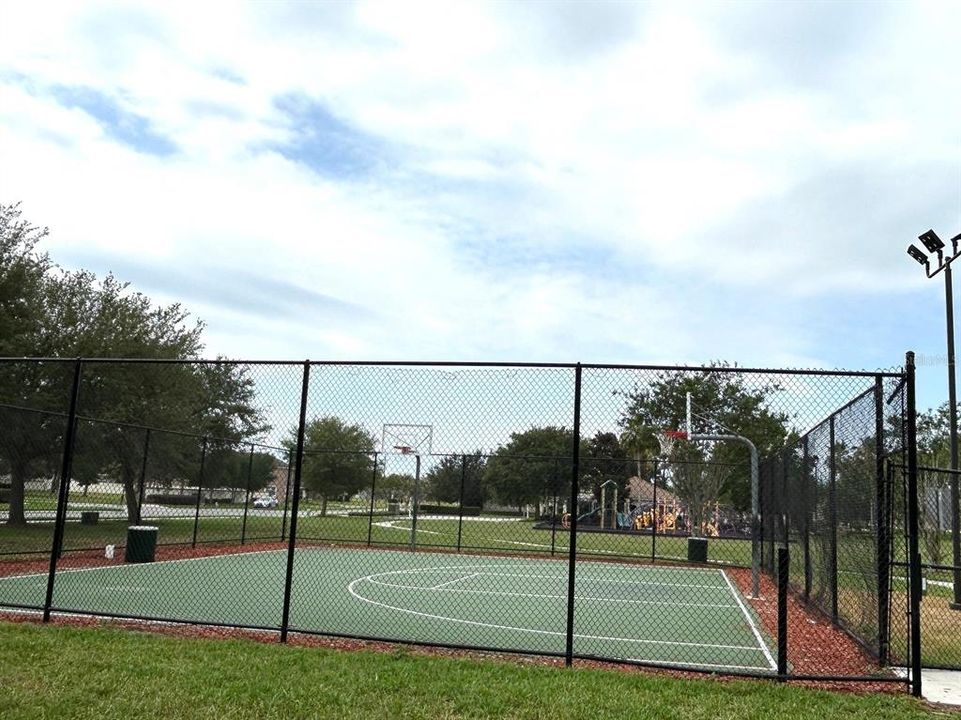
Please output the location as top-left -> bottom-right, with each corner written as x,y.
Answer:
626,476 -> 680,508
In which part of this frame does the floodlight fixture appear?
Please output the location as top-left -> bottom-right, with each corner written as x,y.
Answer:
919,229 -> 945,254
907,244 -> 928,266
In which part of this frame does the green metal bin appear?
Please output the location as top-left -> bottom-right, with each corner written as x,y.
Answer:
125,525 -> 158,563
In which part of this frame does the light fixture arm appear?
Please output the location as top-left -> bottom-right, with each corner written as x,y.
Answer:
926,234 -> 961,279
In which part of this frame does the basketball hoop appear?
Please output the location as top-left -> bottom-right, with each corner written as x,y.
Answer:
656,429 -> 687,459
393,445 -> 413,455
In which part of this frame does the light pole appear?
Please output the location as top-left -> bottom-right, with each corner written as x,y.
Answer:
907,228 -> 961,610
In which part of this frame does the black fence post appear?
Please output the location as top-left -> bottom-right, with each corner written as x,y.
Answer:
829,415 -> 839,623
781,449 -> 790,548
281,449 -> 293,541
366,452 -> 378,548
192,437 -> 208,548
802,437 -> 811,600
280,361 -> 311,643
564,364 -> 582,668
550,457 -> 558,557
874,375 -> 891,664
136,428 -> 151,525
777,546 -> 789,679
456,455 -> 466,552
766,458 -> 776,573
43,359 -> 83,623
241,443 -> 254,545
409,454 -> 421,550
759,459 -> 769,573
905,352 -> 923,698
55,417 -> 76,561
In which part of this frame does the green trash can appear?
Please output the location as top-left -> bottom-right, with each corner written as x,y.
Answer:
125,525 -> 158,563
687,537 -> 708,563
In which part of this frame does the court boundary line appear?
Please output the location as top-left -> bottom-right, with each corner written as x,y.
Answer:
0,549 -> 774,672
430,573 -> 478,590
364,574 -> 739,609
370,522 -> 743,568
0,606 -> 773,674
0,548 -> 288,582
719,569 -> 777,671
0,546 -> 732,588
346,563 -> 774,665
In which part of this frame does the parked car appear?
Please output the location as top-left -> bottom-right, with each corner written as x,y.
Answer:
253,495 -> 278,509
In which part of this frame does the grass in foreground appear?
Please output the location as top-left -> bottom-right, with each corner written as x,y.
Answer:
0,621 -> 950,720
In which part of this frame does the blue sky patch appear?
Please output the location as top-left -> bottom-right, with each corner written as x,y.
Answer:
267,94 -> 385,179
49,84 -> 177,157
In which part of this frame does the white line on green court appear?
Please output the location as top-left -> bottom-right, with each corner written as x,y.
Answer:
719,569 -> 777,671
0,548 -> 287,582
363,575 -> 739,609
347,570 -> 770,657
429,573 -> 479,590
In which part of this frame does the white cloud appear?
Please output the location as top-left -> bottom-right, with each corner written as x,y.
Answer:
0,0 -> 958,388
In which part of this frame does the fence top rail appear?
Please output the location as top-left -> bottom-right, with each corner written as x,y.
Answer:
0,356 -> 907,378
0,401 -> 287,453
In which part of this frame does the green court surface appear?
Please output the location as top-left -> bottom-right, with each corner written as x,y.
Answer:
0,548 -> 777,673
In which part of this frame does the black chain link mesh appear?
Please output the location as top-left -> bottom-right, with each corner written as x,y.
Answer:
0,358 -> 919,682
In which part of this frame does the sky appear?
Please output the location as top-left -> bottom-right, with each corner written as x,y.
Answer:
0,0 -> 959,413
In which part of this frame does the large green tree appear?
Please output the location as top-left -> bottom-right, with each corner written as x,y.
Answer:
424,453 -> 487,507
0,203 -> 266,525
484,426 -> 577,515
291,416 -> 377,515
618,365 -> 789,512
582,431 -> 631,503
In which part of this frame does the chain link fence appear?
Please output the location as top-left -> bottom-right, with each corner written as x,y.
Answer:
0,356 -> 925,690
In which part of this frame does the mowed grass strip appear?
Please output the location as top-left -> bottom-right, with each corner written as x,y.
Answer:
0,621 -> 946,720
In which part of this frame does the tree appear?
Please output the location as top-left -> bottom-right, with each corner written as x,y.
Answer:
918,403 -> 951,468
424,453 -> 487,507
582,432 -> 631,502
290,416 -> 377,515
377,473 -> 416,505
618,365 -> 789,512
0,203 -> 51,356
668,443 -> 735,537
0,203 -> 267,524
484,426 -> 577,515
0,204 -> 62,523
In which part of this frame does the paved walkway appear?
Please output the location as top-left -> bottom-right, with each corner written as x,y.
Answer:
919,669 -> 961,707
895,668 -> 961,707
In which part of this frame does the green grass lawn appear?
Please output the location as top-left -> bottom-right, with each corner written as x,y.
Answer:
0,621 -> 947,720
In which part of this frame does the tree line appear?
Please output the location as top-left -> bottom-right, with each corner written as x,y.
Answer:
1,203 -> 267,525
4,202 -> 909,532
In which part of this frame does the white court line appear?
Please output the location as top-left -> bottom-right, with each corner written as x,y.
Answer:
366,567 -> 727,590
347,572 -> 768,654
476,571 -> 728,590
430,573 -> 479,590
719,570 -> 777,671
363,576 -> 738,609
0,548 -> 287,582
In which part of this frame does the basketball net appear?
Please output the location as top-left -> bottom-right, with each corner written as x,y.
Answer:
656,429 -> 687,459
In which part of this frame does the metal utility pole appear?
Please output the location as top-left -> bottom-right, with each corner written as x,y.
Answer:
907,229 -> 961,610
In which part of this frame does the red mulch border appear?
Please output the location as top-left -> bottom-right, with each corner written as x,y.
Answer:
0,542 -> 908,696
